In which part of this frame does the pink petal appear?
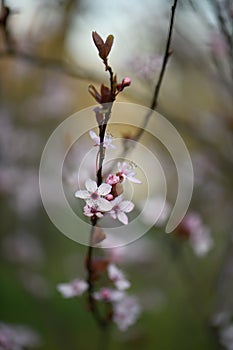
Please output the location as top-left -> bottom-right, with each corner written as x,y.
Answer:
85,179 -> 97,192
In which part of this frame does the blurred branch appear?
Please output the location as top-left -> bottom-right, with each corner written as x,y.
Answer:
213,0 -> 233,78
0,48 -> 97,82
0,1 -> 101,84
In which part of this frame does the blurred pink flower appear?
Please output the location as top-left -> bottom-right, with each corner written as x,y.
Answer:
178,212 -> 213,256
93,288 -> 125,302
113,296 -> 141,331
57,279 -> 88,298
107,264 -> 130,290
0,322 -> 41,350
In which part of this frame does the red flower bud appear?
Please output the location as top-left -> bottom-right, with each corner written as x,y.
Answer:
117,77 -> 131,92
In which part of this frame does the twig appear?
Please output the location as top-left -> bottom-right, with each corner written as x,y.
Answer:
117,0 -> 177,152
213,0 -> 233,79
133,0 -> 178,143
86,222 -> 108,328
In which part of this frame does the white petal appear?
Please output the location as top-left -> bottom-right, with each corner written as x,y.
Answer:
97,198 -> 113,211
110,212 -> 117,220
115,280 -> 131,290
117,211 -> 128,225
89,130 -> 100,145
75,190 -> 90,199
108,264 -> 121,280
98,183 -> 112,196
111,195 -> 123,206
127,176 -> 142,184
119,200 -> 134,213
57,284 -> 73,298
86,199 -> 96,207
85,179 -> 97,192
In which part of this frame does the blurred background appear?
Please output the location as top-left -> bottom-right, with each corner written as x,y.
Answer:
0,0 -> 233,349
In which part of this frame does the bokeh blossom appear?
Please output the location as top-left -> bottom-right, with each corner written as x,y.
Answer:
57,279 -> 88,298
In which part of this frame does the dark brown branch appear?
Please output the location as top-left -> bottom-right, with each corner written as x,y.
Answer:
133,0 -> 178,143
213,0 -> 233,78
86,222 -> 108,328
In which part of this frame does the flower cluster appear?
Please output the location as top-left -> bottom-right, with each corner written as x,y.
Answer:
75,134 -> 141,226
57,263 -> 141,331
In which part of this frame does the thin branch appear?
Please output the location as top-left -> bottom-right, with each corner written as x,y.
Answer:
133,0 -> 178,143
213,0 -> 233,78
86,222 -> 108,328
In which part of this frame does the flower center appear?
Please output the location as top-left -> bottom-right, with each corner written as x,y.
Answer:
90,192 -> 99,200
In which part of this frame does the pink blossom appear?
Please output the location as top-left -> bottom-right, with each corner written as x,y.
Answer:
109,195 -> 134,225
117,162 -> 141,184
108,264 -> 130,290
93,288 -> 125,302
75,179 -> 112,212
0,322 -> 41,350
57,279 -> 88,298
89,130 -> 115,149
113,296 -> 141,331
180,212 -> 213,256
106,174 -> 120,185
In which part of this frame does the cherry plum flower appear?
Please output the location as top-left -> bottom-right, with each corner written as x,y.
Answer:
0,322 -> 41,350
109,195 -> 134,225
117,162 -> 141,184
177,212 -> 213,256
57,279 -> 88,298
93,288 -> 125,302
108,264 -> 130,290
89,130 -> 115,149
75,179 -> 112,212
113,296 -> 141,331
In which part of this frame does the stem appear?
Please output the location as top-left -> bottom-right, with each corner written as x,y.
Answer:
86,220 -> 108,328
213,0 -> 233,79
134,0 -> 178,143
86,61 -> 115,334
96,106 -> 113,186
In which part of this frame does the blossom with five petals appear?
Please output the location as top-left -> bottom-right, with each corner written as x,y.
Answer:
117,162 -> 141,183
75,179 -> 112,212
109,195 -> 134,225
